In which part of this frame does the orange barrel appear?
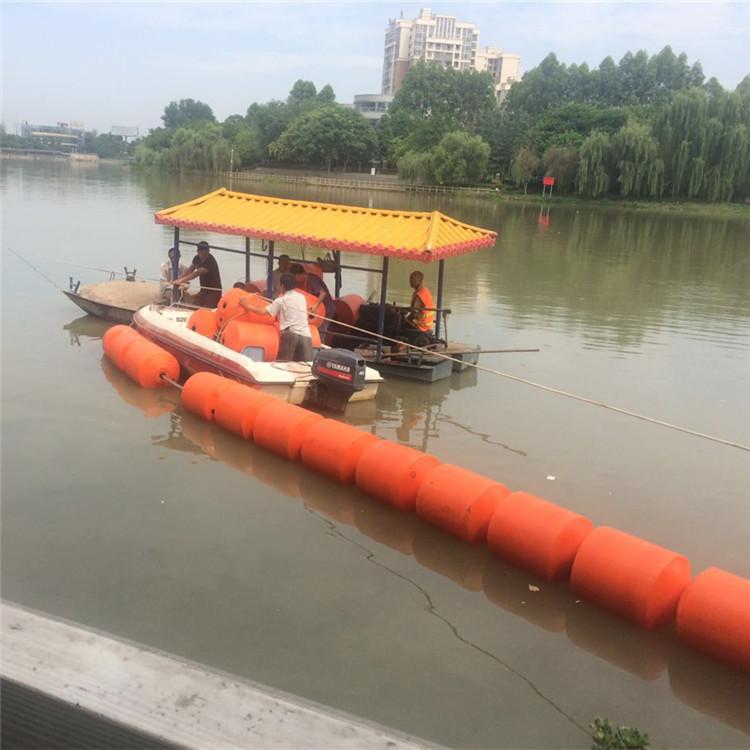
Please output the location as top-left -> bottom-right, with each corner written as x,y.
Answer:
675,567 -> 750,673
253,399 -> 324,461
216,288 -> 252,327
121,338 -> 180,389
415,464 -> 510,544
237,292 -> 275,326
570,526 -> 691,629
486,492 -> 593,581
355,441 -> 439,511
300,419 -> 379,483
333,294 -> 365,327
181,372 -> 238,422
213,382 -> 274,440
299,289 -> 324,328
187,308 -> 219,338
220,321 -> 280,361
310,327 -> 321,349
103,325 -> 141,369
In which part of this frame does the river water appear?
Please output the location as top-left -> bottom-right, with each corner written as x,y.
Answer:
2,158 -> 749,748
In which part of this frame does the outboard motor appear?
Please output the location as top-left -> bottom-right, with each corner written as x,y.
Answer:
305,348 -> 366,413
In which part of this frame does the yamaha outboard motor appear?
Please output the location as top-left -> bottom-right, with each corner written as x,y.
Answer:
305,348 -> 366,412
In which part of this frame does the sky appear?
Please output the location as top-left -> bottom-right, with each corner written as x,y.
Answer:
2,1 -> 749,135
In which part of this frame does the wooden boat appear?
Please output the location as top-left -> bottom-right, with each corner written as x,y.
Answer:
63,279 -> 162,323
133,304 -> 383,406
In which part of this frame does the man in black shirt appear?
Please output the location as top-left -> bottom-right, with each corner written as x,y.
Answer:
172,241 -> 223,307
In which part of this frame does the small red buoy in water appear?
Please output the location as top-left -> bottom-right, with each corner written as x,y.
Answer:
187,308 -> 219,338
181,372 -> 237,422
487,492 -> 593,581
253,399 -> 324,461
355,441 -> 439,511
416,464 -> 510,544
571,526 -> 691,629
213,382 -> 273,440
300,419 -> 379,484
676,567 -> 750,673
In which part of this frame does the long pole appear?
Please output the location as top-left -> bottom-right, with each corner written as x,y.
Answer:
266,240 -> 275,296
376,256 -> 389,363
171,227 -> 180,304
435,258 -> 445,339
334,250 -> 342,297
244,237 -> 251,283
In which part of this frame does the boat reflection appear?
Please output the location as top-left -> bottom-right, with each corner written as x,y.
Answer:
64,313 -> 109,347
103,365 -> 750,736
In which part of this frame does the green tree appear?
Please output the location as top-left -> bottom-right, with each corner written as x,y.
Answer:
429,131 -> 490,185
542,146 -> 579,193
510,146 -> 541,194
577,131 -> 612,197
317,84 -> 336,104
611,121 -> 664,198
246,100 -> 293,155
232,126 -> 262,168
269,106 -> 376,171
162,99 -> 215,129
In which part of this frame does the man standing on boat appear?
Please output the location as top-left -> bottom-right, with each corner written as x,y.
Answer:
171,241 -> 222,308
239,273 -> 313,361
406,270 -> 435,334
160,247 -> 189,302
270,254 -> 291,297
290,263 -> 334,337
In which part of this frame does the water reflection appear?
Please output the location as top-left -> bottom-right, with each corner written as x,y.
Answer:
103,363 -> 750,736
64,314 -> 109,347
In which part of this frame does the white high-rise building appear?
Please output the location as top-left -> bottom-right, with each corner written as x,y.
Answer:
381,8 -> 520,100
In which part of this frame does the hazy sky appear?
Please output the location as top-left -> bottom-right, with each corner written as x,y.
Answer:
2,2 -> 748,134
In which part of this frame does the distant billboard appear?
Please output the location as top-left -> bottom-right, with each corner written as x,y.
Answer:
110,126 -> 139,138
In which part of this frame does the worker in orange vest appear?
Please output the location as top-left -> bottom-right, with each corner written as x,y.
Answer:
406,270 -> 435,333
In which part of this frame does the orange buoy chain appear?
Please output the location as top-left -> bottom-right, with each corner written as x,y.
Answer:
100,331 -> 750,675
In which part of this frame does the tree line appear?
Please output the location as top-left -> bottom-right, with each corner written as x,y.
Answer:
132,45 -> 750,202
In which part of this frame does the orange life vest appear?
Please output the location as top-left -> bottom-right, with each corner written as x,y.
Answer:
412,286 -> 435,332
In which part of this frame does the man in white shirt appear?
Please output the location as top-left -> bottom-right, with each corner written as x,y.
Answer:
239,273 -> 313,361
160,247 -> 189,301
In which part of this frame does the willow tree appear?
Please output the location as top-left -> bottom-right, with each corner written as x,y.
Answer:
576,131 -> 612,197
510,147 -> 541,194
612,121 -> 664,198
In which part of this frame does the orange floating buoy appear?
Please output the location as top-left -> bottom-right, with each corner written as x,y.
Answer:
103,325 -> 141,369
181,372 -> 237,422
310,326 -> 321,349
121,339 -> 180,389
570,527 -> 691,629
299,289 -> 324,328
253,399 -> 324,461
236,292 -> 274,326
300,419 -> 379,483
220,321 -> 280,361
187,308 -> 219,338
216,288 -> 252,327
355,440 -> 439,511
415,464 -> 510,544
676,567 -> 750,673
333,294 -> 365,327
213,382 -> 273,440
487,492 -> 593,581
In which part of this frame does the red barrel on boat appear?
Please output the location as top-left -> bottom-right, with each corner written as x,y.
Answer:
416,464 -> 510,544
570,526 -> 691,629
253,399 -> 324,461
121,338 -> 180,389
213,382 -> 274,440
487,492 -> 593,581
333,294 -> 365,327
221,321 -> 280,361
676,567 -> 750,673
355,441 -> 439,511
301,419 -> 379,484
187,308 -> 219,338
181,372 -> 238,422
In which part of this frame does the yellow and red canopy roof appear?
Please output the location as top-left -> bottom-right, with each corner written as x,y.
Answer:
155,188 -> 496,262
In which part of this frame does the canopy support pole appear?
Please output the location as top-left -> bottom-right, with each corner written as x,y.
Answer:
244,238 -> 251,283
266,241 -> 275,296
376,256 -> 389,363
171,227 -> 180,305
334,251 -> 342,298
435,259 -> 445,339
